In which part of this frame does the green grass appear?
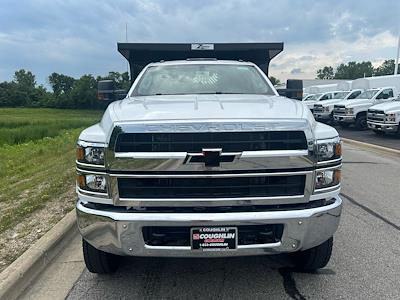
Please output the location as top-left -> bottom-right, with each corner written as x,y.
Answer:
0,108 -> 102,146
0,108 -> 102,234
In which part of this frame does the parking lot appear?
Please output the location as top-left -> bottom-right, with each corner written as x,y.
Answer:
22,141 -> 400,300
336,126 -> 400,150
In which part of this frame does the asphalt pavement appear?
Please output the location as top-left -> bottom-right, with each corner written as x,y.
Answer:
23,142 -> 400,300
334,125 -> 400,150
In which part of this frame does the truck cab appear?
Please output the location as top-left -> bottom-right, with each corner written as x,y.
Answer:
76,43 -> 342,274
313,89 -> 363,122
367,94 -> 400,134
333,87 -> 398,129
303,91 -> 337,112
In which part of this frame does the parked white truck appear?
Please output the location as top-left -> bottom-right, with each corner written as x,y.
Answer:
303,91 -> 342,111
313,89 -> 363,122
333,75 -> 400,129
76,43 -> 342,274
367,94 -> 400,134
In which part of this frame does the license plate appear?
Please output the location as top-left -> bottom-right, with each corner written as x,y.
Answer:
191,227 -> 237,251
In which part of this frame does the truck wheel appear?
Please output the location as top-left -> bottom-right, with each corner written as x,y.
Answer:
372,130 -> 385,135
355,115 -> 368,130
292,237 -> 333,272
83,239 -> 120,274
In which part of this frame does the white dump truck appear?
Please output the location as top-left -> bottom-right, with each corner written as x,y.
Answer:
313,89 -> 363,122
75,43 -> 342,274
304,91 -> 348,112
333,75 -> 400,129
367,94 -> 400,134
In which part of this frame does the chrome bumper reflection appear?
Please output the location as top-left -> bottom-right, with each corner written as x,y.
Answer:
367,121 -> 399,133
76,196 -> 342,257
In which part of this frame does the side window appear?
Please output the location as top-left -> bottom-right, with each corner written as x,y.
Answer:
320,93 -> 331,100
348,91 -> 361,99
377,89 -> 393,100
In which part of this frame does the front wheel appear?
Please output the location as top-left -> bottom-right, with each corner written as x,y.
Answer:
83,239 -> 120,274
292,237 -> 333,272
355,115 -> 368,130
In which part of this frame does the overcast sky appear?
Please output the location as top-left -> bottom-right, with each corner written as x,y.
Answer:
0,0 -> 399,85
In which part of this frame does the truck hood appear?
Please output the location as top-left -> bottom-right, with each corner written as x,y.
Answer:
336,98 -> 372,108
79,94 -> 339,143
317,99 -> 345,107
109,94 -> 308,122
369,101 -> 400,112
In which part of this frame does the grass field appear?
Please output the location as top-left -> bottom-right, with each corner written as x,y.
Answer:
0,108 -> 102,270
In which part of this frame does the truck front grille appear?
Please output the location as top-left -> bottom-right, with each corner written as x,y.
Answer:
313,105 -> 324,113
115,131 -> 307,152
367,110 -> 385,122
142,224 -> 284,246
334,106 -> 346,115
117,175 -> 306,199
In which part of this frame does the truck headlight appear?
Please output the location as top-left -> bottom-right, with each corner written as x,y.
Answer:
77,174 -> 107,193
76,141 -> 105,165
315,168 -> 341,189
316,137 -> 342,161
385,113 -> 396,123
345,107 -> 353,115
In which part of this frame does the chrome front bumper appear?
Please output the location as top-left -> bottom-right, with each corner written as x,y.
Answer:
314,112 -> 331,121
333,114 -> 355,123
367,121 -> 399,133
76,196 -> 342,257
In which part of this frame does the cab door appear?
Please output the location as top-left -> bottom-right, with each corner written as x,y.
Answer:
375,88 -> 394,104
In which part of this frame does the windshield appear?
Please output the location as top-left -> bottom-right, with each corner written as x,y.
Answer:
305,93 -> 322,101
132,64 -> 274,96
356,89 -> 379,99
333,91 -> 349,99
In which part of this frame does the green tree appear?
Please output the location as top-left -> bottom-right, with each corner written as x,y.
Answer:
316,66 -> 334,79
334,61 -> 374,79
0,81 -> 18,107
48,73 -> 75,96
374,60 -> 399,76
269,76 -> 281,86
69,74 -> 98,109
12,69 -> 37,106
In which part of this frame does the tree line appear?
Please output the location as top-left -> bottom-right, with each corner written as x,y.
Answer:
0,70 -> 131,109
316,59 -> 400,80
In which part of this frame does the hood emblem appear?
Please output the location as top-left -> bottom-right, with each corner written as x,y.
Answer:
184,148 -> 241,167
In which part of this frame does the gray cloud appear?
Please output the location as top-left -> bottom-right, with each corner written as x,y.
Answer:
290,68 -> 303,74
0,0 -> 399,84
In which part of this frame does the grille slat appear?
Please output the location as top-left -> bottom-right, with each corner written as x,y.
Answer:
115,131 -> 307,152
118,175 -> 305,199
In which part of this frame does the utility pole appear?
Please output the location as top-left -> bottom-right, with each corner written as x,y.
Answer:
125,23 -> 129,74
395,33 -> 400,75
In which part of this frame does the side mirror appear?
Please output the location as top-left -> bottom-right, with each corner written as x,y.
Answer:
285,79 -> 303,100
97,80 -> 127,101
382,94 -> 389,99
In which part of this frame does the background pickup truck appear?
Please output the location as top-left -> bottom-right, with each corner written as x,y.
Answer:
75,43 -> 342,274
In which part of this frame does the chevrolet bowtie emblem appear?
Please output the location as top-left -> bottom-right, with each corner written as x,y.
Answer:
184,148 -> 242,167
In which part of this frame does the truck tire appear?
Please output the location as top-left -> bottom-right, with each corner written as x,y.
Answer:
83,239 -> 120,274
355,115 -> 368,130
292,237 -> 333,272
